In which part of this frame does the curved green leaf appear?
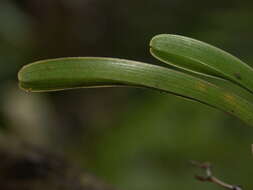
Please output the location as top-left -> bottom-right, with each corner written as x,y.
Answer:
18,57 -> 253,126
150,34 -> 253,93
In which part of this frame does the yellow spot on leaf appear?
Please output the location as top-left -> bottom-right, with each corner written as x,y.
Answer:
223,93 -> 239,112
224,93 -> 235,103
196,81 -> 206,92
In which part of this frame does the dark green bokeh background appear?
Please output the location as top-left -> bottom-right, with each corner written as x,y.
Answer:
1,0 -> 253,189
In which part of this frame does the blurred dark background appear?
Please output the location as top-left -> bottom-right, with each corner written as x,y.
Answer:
1,0 -> 253,189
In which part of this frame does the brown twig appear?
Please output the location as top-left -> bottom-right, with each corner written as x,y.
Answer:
190,160 -> 242,190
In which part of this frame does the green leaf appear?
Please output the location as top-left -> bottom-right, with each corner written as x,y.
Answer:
150,34 -> 253,93
18,57 -> 253,126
